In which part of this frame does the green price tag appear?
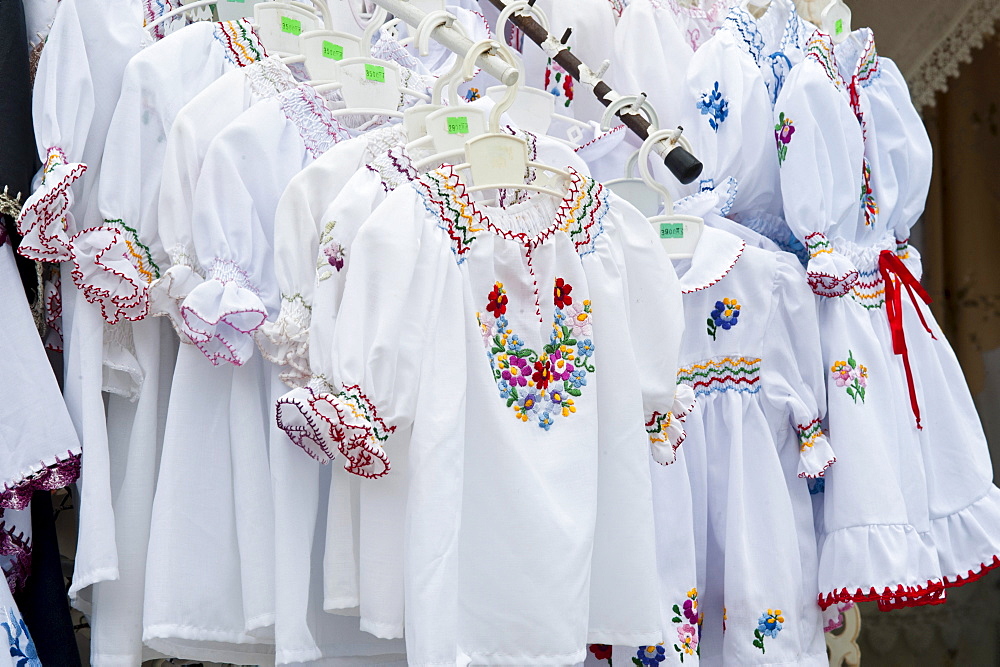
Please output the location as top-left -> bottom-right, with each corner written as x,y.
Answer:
365,64 -> 386,82
227,0 -> 245,3
659,222 -> 685,239
322,40 -> 344,60
834,18 -> 844,35
281,16 -> 302,36
446,116 -> 470,135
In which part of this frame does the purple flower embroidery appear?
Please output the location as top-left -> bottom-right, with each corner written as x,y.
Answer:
324,243 -> 345,271
775,112 -> 794,165
502,355 -> 530,387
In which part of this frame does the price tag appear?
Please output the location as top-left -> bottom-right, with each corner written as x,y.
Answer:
227,0 -> 245,3
834,18 -> 844,35
322,40 -> 344,60
281,16 -> 302,35
659,222 -> 685,239
446,116 -> 470,135
365,64 -> 386,82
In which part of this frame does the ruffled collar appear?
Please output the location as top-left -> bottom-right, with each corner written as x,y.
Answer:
673,225 -> 746,293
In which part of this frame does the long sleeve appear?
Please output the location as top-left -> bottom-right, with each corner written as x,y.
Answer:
760,252 -> 835,478
277,185 -> 451,478
775,38 -> 866,297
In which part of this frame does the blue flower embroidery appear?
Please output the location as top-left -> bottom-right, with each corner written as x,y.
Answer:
753,609 -> 784,653
707,298 -> 741,340
633,644 -> 666,666
697,82 -> 730,132
2,608 -> 40,667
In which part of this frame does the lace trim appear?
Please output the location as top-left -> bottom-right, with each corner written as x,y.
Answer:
213,20 -> 267,68
257,294 -> 312,388
0,186 -> 22,222
16,153 -> 86,263
70,219 -> 160,324
0,451 -> 82,512
278,86 -> 350,159
909,0 -> 1000,109
819,580 -> 946,612
0,522 -> 31,593
244,56 -> 299,100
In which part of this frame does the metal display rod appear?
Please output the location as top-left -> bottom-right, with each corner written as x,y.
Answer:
368,0 -> 520,85
484,0 -> 702,184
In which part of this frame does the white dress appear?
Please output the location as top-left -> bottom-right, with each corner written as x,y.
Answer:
297,166 -> 684,665
776,30 -> 944,611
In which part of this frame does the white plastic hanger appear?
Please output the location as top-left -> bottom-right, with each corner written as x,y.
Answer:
637,128 -> 704,258
820,0 -> 851,43
482,1 -> 592,141
254,2 -> 323,56
402,10 -> 469,142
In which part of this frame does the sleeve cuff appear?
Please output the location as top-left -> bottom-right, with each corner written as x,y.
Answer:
647,383 -> 697,465
16,155 -> 87,263
257,294 -> 311,388
804,232 -> 859,297
275,380 -> 394,479
148,264 -> 205,343
180,262 -> 267,366
796,417 -> 836,478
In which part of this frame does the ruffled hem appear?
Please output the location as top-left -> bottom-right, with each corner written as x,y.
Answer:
804,233 -> 859,297
647,384 -> 697,465
275,382 -> 394,479
180,278 -> 267,366
817,522 -> 944,611
70,221 -> 160,324
930,485 -> 1000,590
257,296 -> 311,388
148,264 -> 204,343
0,521 -> 31,593
0,450 -> 82,511
16,160 -> 87,263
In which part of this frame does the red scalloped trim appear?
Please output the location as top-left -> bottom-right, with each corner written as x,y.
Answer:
798,456 -> 836,479
818,578 -> 946,612
942,554 -> 1000,589
180,297 -> 267,367
0,522 -> 31,593
16,163 -> 87,262
0,450 -> 81,511
808,269 -> 860,298
311,385 -> 394,479
70,226 -> 150,325
681,240 -> 747,294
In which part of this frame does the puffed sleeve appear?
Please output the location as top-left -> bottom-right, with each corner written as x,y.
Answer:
276,186 -> 451,478
257,135 -> 372,385
761,252 -> 836,478
16,0 -> 96,263
178,105 -> 291,366
775,39 -> 866,297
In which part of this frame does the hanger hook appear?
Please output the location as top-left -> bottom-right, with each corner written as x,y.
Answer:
638,128 -> 685,213
414,10 -> 458,57
459,40 -> 521,132
600,93 -> 660,132
361,5 -> 389,57
495,0 -> 550,47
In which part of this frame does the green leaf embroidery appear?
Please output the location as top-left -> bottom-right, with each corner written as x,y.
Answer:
848,350 -> 857,369
567,387 -> 582,397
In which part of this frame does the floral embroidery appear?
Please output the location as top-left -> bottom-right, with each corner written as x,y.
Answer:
754,609 -> 784,653
775,112 -> 794,165
723,606 -> 728,633
464,87 -> 481,102
670,588 -> 701,661
589,644 -> 613,664
678,357 -> 761,397
478,280 -> 594,430
860,157 -> 878,226
697,82 -> 729,132
831,351 -> 868,403
316,220 -> 343,281
544,56 -> 574,108
633,644 -> 666,666
1,607 -> 40,666
707,298 -> 741,340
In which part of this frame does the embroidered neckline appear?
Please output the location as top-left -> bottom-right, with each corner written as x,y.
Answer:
278,86 -> 351,159
806,27 -> 880,91
675,226 -> 746,294
213,20 -> 267,68
244,56 -> 299,100
805,30 -> 845,88
415,166 -> 608,263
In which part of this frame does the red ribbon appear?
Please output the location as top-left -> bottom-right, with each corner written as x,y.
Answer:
878,250 -> 936,430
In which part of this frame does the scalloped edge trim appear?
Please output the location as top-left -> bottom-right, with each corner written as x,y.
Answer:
797,455 -> 837,479
0,450 -> 81,511
0,522 -> 31,593
16,162 -> 87,263
942,553 -> 1000,589
818,578 -> 946,612
310,387 -> 393,479
807,269 -> 860,298
180,303 -> 267,367
681,239 -> 747,294
70,226 -> 150,324
275,388 -> 336,463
